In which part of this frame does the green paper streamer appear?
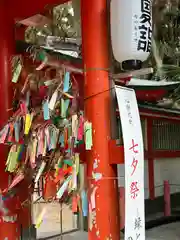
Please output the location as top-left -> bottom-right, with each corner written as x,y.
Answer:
64,159 -> 73,166
61,99 -> 70,118
58,162 -> 63,168
85,122 -> 93,150
38,52 -> 46,61
12,63 -> 22,83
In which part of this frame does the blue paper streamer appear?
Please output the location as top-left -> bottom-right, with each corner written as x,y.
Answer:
18,145 -> 24,161
14,121 -> 20,142
81,190 -> 88,217
63,72 -> 70,93
43,100 -> 50,120
59,133 -> 65,147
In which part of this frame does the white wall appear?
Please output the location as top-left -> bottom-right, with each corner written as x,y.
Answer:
117,158 -> 180,199
154,158 -> 180,197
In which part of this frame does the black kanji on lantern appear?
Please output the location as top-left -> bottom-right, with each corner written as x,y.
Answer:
141,0 -> 151,14
137,0 -> 152,52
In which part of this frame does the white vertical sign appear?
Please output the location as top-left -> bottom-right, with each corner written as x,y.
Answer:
115,86 -> 145,240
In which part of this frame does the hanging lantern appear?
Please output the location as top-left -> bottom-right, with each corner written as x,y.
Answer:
110,0 -> 152,70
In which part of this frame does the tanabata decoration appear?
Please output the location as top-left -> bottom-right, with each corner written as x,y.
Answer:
0,59 -> 91,226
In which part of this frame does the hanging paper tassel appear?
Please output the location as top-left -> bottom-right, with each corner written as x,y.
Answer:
64,127 -> 68,149
72,164 -> 77,190
59,133 -> 65,147
49,128 -> 59,150
77,115 -> 84,141
35,207 -> 46,228
54,169 -> 64,184
61,99 -> 70,118
54,156 -> 63,179
45,127 -> 50,148
37,130 -> 44,156
56,175 -> 72,199
0,124 -> 9,144
79,164 -> 86,191
43,173 -> 57,201
35,161 -> 46,183
49,90 -> 58,111
7,172 -> 24,190
17,144 -> 24,161
84,121 -> 93,150
62,92 -> 74,99
75,153 -> 80,175
30,138 -> 38,169
20,101 -> 27,115
70,137 -> 75,156
6,145 -> 21,172
42,136 -> 47,157
7,123 -> 14,143
36,56 -> 48,71
0,193 -> 9,215
72,114 -> 78,139
57,156 -> 63,170
81,190 -> 88,217
63,72 -> 70,93
43,99 -> 50,120
90,187 -> 98,210
12,61 -> 22,83
72,195 -> 78,213
64,159 -> 73,166
14,121 -> 20,142
24,113 -> 33,135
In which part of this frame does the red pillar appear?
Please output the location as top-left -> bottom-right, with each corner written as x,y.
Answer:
0,4 -> 20,239
147,119 -> 155,200
81,0 -> 120,239
164,180 -> 171,217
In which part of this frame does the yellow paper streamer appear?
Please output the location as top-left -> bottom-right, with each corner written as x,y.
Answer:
75,153 -> 80,175
35,207 -> 46,229
24,113 -> 32,135
6,145 -> 21,172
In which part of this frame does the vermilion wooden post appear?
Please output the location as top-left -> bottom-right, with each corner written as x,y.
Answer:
147,119 -> 155,200
81,0 -> 120,239
164,180 -> 171,217
0,4 -> 21,239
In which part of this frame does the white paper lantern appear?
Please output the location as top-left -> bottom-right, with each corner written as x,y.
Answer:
110,0 -> 152,70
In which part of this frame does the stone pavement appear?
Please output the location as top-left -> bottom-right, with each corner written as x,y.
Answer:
34,202 -> 180,240
34,202 -> 77,239
40,222 -> 180,239
146,222 -> 180,239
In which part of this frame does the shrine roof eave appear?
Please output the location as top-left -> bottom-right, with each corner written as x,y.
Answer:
117,103 -> 180,120
9,0 -> 69,20
139,103 -> 180,120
